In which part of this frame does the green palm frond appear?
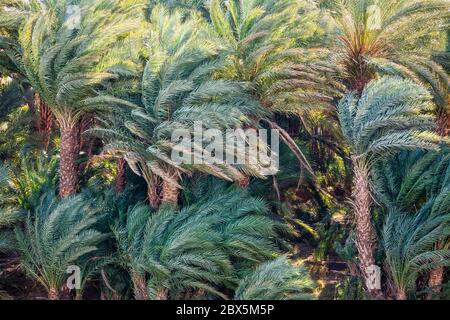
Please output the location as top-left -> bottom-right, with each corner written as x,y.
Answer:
234,256 -> 315,300
0,154 -> 58,210
382,205 -> 450,298
7,0 -> 145,127
208,0 -> 342,114
114,181 -> 287,299
338,76 -> 440,161
374,146 -> 450,211
332,0 -> 450,115
0,229 -> 15,253
14,190 -> 108,297
92,4 -> 271,196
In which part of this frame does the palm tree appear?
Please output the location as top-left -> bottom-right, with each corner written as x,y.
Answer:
7,0 -> 143,197
332,0 -> 450,132
374,147 -> 450,298
0,155 -> 58,210
234,256 -> 315,300
113,180 -> 286,300
14,191 -> 107,299
93,5 -> 268,208
337,76 -> 440,298
206,0 -> 343,177
382,205 -> 450,300
114,203 -> 231,300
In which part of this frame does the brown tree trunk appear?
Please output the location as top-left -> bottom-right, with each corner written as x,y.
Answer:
59,124 -> 79,198
35,93 -> 53,151
148,183 -> 161,209
352,157 -> 383,299
161,175 -> 179,207
115,158 -> 127,194
48,287 -> 59,300
427,266 -> 444,300
396,288 -> 407,300
155,288 -> 168,300
436,110 -> 449,137
236,174 -> 250,188
131,272 -> 148,300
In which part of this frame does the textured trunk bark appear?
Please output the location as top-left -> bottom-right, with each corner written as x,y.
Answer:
161,176 -> 179,207
131,272 -> 148,300
35,93 -> 53,151
155,288 -> 168,300
59,124 -> 79,198
148,183 -> 161,209
115,158 -> 127,194
396,288 -> 407,300
436,110 -> 449,137
352,158 -> 382,299
427,266 -> 444,300
348,51 -> 374,96
48,287 -> 59,300
236,174 -> 250,188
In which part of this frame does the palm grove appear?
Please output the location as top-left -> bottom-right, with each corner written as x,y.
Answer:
0,0 -> 448,300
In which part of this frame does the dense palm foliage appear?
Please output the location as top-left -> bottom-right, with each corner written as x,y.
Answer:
337,76 -> 440,297
92,6 -> 269,207
1,0 -> 144,197
375,147 -> 450,298
114,181 -> 294,299
234,256 -> 315,300
382,206 -> 450,300
0,0 -> 449,301
15,191 -> 107,299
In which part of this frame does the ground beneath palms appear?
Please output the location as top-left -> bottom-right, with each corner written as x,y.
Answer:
1,247 -> 348,300
292,242 -> 349,300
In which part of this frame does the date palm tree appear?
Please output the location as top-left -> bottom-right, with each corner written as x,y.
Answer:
93,5 -> 269,208
206,0 -> 344,177
7,0 -> 143,197
113,181 -> 286,300
337,76 -> 440,298
374,148 -> 450,298
382,205 -> 450,300
15,191 -> 107,299
332,0 -> 450,133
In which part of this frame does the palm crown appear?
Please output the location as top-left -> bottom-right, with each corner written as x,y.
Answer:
338,76 -> 440,161
3,0 -> 145,197
14,191 -> 107,299
333,0 -> 450,90
114,180 -> 288,300
93,5 -> 270,207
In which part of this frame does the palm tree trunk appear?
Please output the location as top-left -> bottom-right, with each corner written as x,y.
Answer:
115,158 -> 127,194
352,157 -> 382,299
48,287 -> 59,300
436,110 -> 449,137
59,123 -> 79,198
427,266 -> 444,299
131,272 -> 148,300
35,93 -> 53,152
161,180 -> 179,206
156,288 -> 168,300
236,174 -> 250,188
396,288 -> 407,300
148,183 -> 160,209
161,173 -> 179,207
